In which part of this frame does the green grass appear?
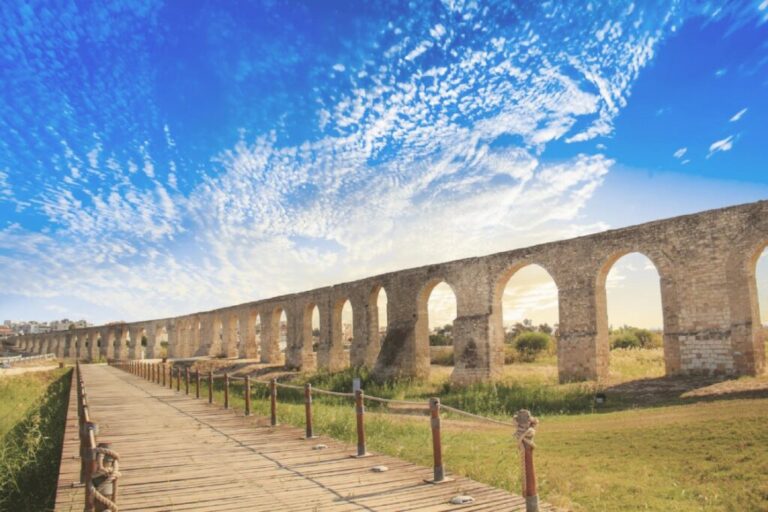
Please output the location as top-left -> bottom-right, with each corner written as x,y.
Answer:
175,347 -> 768,512
0,368 -> 71,511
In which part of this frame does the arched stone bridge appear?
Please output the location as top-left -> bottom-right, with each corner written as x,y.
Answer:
10,200 -> 768,383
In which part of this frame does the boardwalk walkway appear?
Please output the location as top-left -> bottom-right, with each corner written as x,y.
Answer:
55,365 -> 548,511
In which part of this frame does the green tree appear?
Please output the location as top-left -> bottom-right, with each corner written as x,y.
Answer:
514,331 -> 552,361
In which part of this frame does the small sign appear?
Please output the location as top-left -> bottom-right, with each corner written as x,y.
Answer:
352,378 -> 361,393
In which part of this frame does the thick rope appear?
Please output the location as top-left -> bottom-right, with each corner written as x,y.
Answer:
440,404 -> 517,428
310,388 -> 355,398
362,395 -> 426,406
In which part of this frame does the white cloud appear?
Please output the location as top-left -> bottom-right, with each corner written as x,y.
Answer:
707,135 -> 735,157
729,107 -> 747,122
673,147 -> 687,158
0,2 -> 692,323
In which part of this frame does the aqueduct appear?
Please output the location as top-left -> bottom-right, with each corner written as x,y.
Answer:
10,200 -> 768,383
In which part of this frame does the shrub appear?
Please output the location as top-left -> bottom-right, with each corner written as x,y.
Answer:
611,332 -> 640,349
503,344 -> 517,364
429,333 -> 452,346
430,347 -> 454,366
514,331 -> 551,361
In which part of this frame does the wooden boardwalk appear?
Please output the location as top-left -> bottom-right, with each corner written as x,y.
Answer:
55,365 -> 550,511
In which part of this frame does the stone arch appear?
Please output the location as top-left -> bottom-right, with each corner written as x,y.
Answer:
730,239 -> 768,375
602,252 -> 665,379
494,262 -> 560,367
304,303 -> 320,354
416,278 -> 458,378
327,297 -> 352,370
596,249 -> 678,377
249,310 -> 261,359
365,284 -> 388,367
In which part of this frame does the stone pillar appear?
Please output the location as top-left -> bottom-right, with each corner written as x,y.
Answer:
260,307 -> 283,364
318,298 -> 348,372
195,315 -> 210,357
285,303 -> 302,369
374,275 -> 430,380
239,309 -> 258,359
556,274 -> 606,382
222,313 -> 238,358
99,327 -> 113,360
71,332 -> 83,359
128,327 -> 142,359
167,320 -> 180,358
349,290 -> 372,368
86,331 -> 97,361
113,326 -> 127,360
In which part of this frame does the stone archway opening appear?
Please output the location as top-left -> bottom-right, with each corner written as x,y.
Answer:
310,305 -> 320,353
423,281 -> 457,372
341,300 -> 353,361
497,264 -> 559,375
753,244 -> 768,369
252,312 -> 261,360
278,309 -> 288,362
602,252 -> 665,382
156,325 -> 168,359
364,285 -> 388,367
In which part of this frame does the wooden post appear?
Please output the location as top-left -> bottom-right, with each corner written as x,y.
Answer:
224,373 -> 229,409
162,364 -> 166,387
208,371 -> 213,404
353,389 -> 369,457
176,367 -> 180,392
270,378 -> 277,426
195,369 -> 200,399
515,409 -> 539,512
426,397 -> 449,483
304,384 -> 316,439
83,421 -> 97,512
244,375 -> 251,416
185,368 -> 190,395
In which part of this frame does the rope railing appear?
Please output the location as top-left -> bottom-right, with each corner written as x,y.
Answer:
110,359 -> 541,511
75,361 -> 121,512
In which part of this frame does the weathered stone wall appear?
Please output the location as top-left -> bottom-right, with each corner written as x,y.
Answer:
10,200 -> 768,383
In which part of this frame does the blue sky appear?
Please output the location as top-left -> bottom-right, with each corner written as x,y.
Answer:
0,1 -> 766,327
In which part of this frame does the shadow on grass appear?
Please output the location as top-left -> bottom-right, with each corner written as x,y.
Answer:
0,369 -> 72,511
601,374 -> 768,410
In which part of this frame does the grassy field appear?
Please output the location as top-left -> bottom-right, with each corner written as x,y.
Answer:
0,368 -> 71,511
183,346 -> 768,511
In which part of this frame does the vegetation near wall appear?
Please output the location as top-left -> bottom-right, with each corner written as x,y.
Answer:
0,368 -> 71,511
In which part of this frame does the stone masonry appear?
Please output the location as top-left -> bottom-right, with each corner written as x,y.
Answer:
10,200 -> 768,384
